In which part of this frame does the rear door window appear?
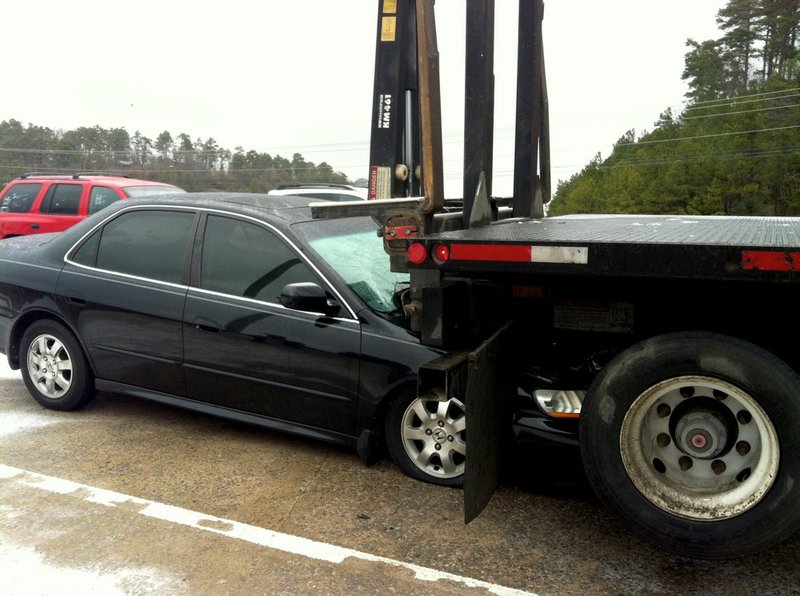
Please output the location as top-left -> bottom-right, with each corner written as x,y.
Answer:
0,183 -> 42,212
40,184 -> 83,215
84,209 -> 196,284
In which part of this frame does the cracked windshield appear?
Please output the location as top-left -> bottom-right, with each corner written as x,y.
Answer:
297,217 -> 409,315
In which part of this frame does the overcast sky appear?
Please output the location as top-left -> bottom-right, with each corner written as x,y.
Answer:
4,1 -> 723,196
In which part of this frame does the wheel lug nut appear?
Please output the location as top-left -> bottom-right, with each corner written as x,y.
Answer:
438,421 -> 444,427
434,444 -> 441,450
447,435 -> 453,442
425,429 -> 433,435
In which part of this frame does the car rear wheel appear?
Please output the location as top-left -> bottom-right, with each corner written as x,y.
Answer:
385,389 -> 466,487
20,320 -> 95,411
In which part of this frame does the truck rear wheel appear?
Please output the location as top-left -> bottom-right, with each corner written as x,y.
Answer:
580,332 -> 800,558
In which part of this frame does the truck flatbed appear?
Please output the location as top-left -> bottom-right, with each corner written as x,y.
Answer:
415,213 -> 800,282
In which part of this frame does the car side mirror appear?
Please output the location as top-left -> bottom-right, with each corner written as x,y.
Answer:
280,282 -> 340,315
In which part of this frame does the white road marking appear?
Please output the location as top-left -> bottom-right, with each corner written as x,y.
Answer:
0,464 -> 537,596
0,540 -> 182,596
0,358 -> 20,380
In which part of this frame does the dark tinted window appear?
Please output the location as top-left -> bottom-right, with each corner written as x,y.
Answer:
71,230 -> 101,267
89,186 -> 121,214
95,210 -> 195,283
201,215 -> 317,303
41,184 -> 82,215
1,183 -> 41,213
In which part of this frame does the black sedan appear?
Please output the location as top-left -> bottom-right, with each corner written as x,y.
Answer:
0,192 -> 577,487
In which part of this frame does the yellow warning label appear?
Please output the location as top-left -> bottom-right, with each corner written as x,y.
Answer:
381,16 -> 396,42
383,0 -> 397,13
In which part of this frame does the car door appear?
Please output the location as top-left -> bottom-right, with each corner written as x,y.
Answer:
182,213 -> 361,435
36,183 -> 87,233
0,182 -> 44,237
58,207 -> 197,396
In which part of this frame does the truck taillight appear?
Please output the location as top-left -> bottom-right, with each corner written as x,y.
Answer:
433,244 -> 450,264
407,242 -> 428,265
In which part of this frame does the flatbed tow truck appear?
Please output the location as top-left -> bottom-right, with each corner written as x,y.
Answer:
314,1 -> 800,559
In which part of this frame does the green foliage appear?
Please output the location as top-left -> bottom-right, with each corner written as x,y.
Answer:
550,0 -> 800,217
0,119 -> 351,191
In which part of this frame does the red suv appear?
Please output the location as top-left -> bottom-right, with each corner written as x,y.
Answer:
0,173 -> 185,238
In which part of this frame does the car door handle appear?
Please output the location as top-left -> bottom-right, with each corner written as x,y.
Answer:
30,224 -> 40,230
193,316 -> 220,333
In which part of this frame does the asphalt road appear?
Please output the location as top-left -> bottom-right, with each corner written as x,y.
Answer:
1,361 -> 799,595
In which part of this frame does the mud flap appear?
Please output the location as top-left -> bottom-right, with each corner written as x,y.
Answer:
464,321 -> 515,523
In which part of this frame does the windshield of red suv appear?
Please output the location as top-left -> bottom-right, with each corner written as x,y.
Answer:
122,185 -> 186,198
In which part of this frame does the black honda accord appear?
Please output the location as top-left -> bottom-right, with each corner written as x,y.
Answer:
0,192 -> 578,487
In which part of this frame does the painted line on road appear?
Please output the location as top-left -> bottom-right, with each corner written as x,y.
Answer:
0,464 -> 536,596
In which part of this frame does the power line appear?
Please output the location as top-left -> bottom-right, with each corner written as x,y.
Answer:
608,146 -> 800,168
688,87 -> 800,106
682,102 -> 800,120
685,90 -> 800,111
0,164 -> 342,174
615,123 -> 800,147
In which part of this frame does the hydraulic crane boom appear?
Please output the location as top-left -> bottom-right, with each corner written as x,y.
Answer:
368,0 -> 550,223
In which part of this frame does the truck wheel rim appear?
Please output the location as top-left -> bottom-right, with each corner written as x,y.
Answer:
401,392 -> 466,479
620,375 -> 779,520
27,333 -> 73,399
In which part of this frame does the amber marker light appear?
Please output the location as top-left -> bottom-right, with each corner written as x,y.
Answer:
534,390 -> 585,418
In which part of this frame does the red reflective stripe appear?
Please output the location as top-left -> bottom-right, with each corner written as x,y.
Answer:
742,250 -> 800,272
449,244 -> 532,262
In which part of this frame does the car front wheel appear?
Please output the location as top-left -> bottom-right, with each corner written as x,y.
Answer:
385,389 -> 466,487
20,320 -> 95,411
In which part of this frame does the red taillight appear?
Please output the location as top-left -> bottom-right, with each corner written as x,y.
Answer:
407,242 -> 428,265
433,244 -> 450,264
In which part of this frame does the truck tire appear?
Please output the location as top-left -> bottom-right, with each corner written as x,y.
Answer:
385,388 -> 466,487
20,320 -> 96,411
579,331 -> 800,559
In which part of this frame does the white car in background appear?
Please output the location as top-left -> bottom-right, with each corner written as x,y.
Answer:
268,183 -> 367,202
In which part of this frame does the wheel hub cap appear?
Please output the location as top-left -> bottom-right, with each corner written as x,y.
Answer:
400,391 -> 466,479
620,375 -> 779,520
675,411 -> 728,458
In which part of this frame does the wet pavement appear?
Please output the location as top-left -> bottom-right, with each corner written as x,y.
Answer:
1,361 -> 799,595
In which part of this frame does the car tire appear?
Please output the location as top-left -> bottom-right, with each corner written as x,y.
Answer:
385,388 -> 466,487
20,320 -> 95,411
579,331 -> 800,559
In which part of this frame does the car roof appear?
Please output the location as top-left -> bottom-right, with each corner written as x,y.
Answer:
268,184 -> 368,200
108,191 -> 320,224
275,183 -> 363,191
12,173 -> 180,187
